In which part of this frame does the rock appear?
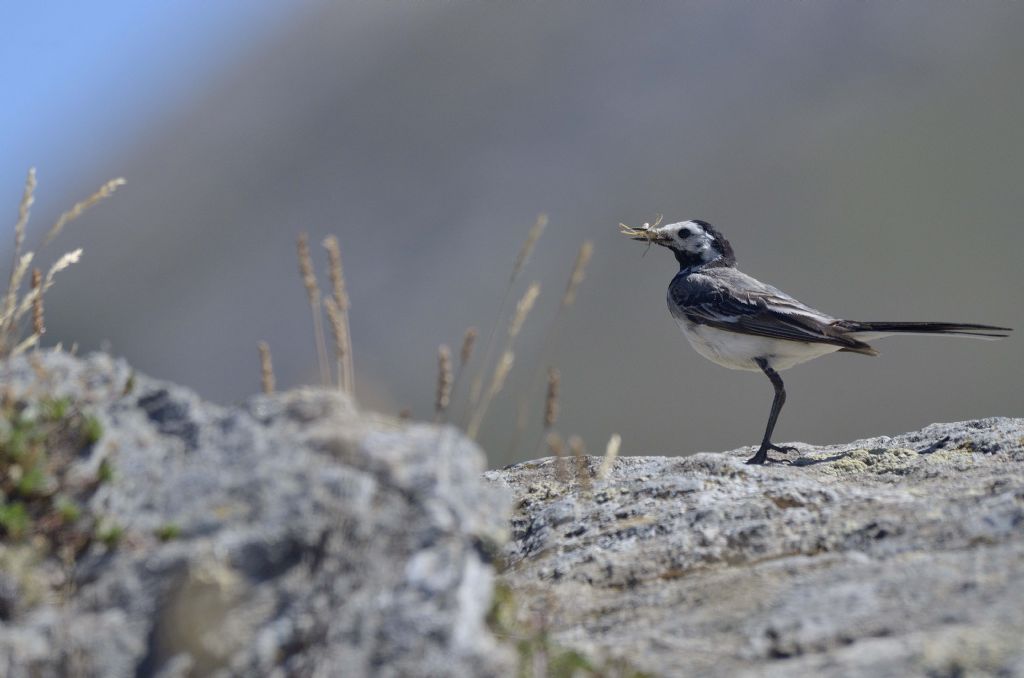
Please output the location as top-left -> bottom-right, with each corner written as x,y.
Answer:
0,352 -> 512,677
485,419 -> 1024,677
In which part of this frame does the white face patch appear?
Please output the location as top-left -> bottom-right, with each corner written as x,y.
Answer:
655,221 -> 718,261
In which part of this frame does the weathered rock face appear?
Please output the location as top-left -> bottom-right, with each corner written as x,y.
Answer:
486,420 -> 1024,677
0,352 -> 512,677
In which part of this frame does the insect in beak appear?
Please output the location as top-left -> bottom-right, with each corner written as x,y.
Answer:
618,215 -> 665,256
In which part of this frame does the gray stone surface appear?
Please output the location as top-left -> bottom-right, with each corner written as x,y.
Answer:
486,419 -> 1024,677
0,352 -> 512,677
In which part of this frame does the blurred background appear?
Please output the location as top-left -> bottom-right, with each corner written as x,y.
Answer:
3,1 -> 1022,468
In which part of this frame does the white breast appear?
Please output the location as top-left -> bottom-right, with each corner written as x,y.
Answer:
676,318 -> 843,372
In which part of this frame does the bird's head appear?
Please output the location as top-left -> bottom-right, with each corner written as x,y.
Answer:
619,218 -> 735,270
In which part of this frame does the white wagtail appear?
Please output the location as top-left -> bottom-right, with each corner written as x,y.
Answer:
620,218 -> 1013,465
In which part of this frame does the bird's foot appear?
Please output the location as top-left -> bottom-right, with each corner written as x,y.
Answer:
745,443 -> 798,465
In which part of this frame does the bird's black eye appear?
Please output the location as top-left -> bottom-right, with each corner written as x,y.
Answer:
678,230 -> 691,239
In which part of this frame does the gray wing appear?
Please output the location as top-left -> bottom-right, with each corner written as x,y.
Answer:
669,270 -> 877,353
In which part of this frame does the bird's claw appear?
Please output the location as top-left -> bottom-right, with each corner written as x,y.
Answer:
745,443 -> 797,465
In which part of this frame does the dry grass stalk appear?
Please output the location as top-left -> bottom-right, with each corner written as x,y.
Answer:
434,344 -> 452,421
322,235 -> 354,395
3,171 -> 122,356
466,350 -> 514,439
296,233 -> 330,386
547,432 -> 569,483
441,326 -> 477,424
459,326 -> 478,367
321,235 -> 349,310
43,177 -> 126,246
467,280 -> 540,438
468,214 -> 548,410
2,170 -> 38,355
543,367 -> 560,429
508,282 -> 540,340
13,168 -> 36,260
324,297 -> 352,394
597,433 -> 621,480
569,435 -> 591,491
508,239 -> 595,458
561,240 -> 594,307
511,213 -> 548,281
2,248 -> 83,357
10,332 -> 40,356
31,268 -> 44,338
0,252 -> 33,342
257,341 -> 275,394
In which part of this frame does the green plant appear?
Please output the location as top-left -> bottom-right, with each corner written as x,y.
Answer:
0,501 -> 30,538
154,523 -> 181,542
55,496 -> 81,524
1,391 -> 121,559
83,415 -> 103,445
97,521 -> 123,547
41,396 -> 71,422
97,458 -> 114,483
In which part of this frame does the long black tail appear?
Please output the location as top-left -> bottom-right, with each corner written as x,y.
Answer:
843,321 -> 1013,339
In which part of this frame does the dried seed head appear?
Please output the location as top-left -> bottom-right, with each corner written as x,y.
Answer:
508,282 -> 540,339
296,233 -> 320,306
1,252 -> 33,330
257,341 -> 275,394
322,235 -> 349,311
14,168 -> 36,255
44,177 -> 126,246
562,240 -> 594,307
435,344 -> 453,414
511,213 -> 548,281
490,350 -> 514,397
31,268 -> 44,337
324,297 -> 349,361
544,367 -> 560,429
459,326 -> 478,367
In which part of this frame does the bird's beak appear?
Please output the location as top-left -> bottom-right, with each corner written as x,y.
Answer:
619,222 -> 668,244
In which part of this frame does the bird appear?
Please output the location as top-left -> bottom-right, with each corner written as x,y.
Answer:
620,218 -> 1013,465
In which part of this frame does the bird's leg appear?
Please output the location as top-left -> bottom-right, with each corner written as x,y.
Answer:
746,358 -> 797,465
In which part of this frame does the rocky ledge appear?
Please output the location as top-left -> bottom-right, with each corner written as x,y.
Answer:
2,352 -> 1021,677
486,418 -> 1024,677
0,352 -> 512,677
